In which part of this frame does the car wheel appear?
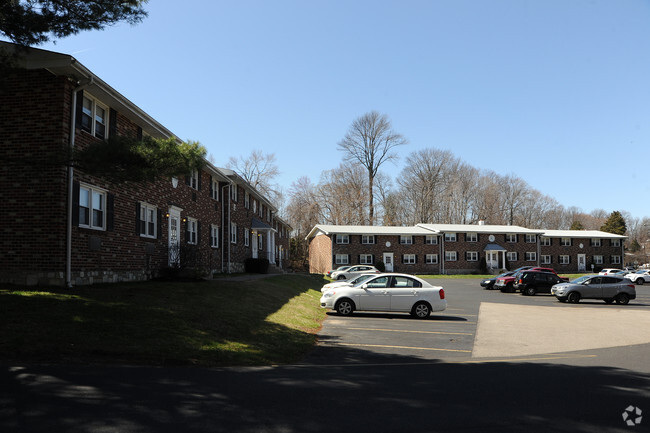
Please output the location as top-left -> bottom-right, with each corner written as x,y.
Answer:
558,298 -> 567,303
506,283 -> 515,293
604,299 -> 614,304
636,278 -> 644,285
524,287 -> 536,296
335,299 -> 355,316
411,301 -> 431,319
337,275 -> 346,280
615,293 -> 630,305
567,292 -> 581,304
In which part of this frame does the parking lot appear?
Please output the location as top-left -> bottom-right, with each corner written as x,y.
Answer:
308,277 -> 650,372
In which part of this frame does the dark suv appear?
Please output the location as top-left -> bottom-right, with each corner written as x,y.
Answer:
514,271 -> 568,296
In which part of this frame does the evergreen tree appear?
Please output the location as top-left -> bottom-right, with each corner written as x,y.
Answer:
570,220 -> 584,230
600,211 -> 627,235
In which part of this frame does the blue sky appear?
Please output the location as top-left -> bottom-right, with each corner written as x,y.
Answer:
35,0 -> 650,220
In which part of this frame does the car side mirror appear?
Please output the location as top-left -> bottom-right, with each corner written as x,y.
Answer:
361,283 -> 368,289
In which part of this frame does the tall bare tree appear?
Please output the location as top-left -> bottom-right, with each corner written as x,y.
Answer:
228,150 -> 281,203
338,111 -> 407,225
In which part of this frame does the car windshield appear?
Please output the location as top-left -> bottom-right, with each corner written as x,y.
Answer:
635,270 -> 646,274
350,274 -> 374,285
497,272 -> 511,278
571,275 -> 591,284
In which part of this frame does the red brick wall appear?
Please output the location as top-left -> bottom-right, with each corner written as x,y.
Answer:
309,234 -> 332,274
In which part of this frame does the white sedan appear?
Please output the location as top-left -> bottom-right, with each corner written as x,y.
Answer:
625,269 -> 650,285
320,273 -> 378,293
330,265 -> 380,280
320,273 -> 446,319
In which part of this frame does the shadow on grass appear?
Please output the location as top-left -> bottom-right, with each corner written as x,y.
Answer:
0,274 -> 329,366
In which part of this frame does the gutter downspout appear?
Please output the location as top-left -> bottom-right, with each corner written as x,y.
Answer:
66,77 -> 93,288
221,182 -> 233,273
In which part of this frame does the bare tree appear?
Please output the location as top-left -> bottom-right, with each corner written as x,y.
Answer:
228,150 -> 281,203
338,111 -> 407,225
315,163 -> 368,225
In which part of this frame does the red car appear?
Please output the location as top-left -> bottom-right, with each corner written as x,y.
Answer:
495,266 -> 558,292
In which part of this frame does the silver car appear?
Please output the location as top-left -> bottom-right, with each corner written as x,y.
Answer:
551,275 -> 636,305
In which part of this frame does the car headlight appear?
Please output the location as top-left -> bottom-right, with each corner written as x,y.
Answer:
323,291 -> 335,298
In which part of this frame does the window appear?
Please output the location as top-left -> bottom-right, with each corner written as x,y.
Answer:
425,235 -> 438,245
403,254 -> 416,264
230,222 -> 237,244
335,254 -> 349,265
506,234 -> 517,243
258,233 -> 263,250
610,255 -> 621,264
561,238 -> 572,247
590,238 -> 601,247
445,251 -> 457,261
81,93 -> 109,139
253,200 -> 257,213
139,203 -> 157,238
245,191 -> 250,209
507,252 -> 518,261
391,276 -> 422,288
187,218 -> 197,244
400,235 -> 413,244
525,252 -> 537,261
360,254 -> 373,264
541,237 -> 551,246
444,233 -> 457,242
466,252 -> 478,261
361,235 -> 375,244
189,170 -> 199,190
541,255 -> 551,265
465,233 -> 477,242
336,234 -> 349,244
79,184 -> 106,230
593,255 -> 603,265
525,234 -> 536,243
426,254 -> 438,264
230,185 -> 238,202
211,179 -> 219,200
559,255 -> 570,265
211,225 -> 219,248
611,239 -> 621,247
244,229 -> 250,247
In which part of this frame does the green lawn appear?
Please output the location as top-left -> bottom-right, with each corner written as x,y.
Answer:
0,274 -> 328,367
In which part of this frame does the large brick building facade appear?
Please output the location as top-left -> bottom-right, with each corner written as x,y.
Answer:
0,42 -> 290,286
307,223 -> 626,275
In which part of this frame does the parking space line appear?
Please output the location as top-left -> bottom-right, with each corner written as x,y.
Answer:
345,327 -> 473,336
332,342 -> 472,353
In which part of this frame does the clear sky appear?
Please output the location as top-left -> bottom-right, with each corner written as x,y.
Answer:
34,0 -> 650,220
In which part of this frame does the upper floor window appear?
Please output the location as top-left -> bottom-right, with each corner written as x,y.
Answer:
79,184 -> 106,230
253,200 -> 257,213
400,235 -> 413,244
231,185 -> 238,202
611,239 -> 621,247
362,235 -> 375,244
541,237 -> 551,246
466,233 -> 477,242
445,233 -> 457,242
81,93 -> 108,139
591,238 -> 601,247
506,234 -> 517,243
245,191 -> 250,209
189,170 -> 199,190
335,234 -> 349,244
211,179 -> 219,200
139,203 -> 157,238
525,234 -> 536,243
561,238 -> 572,247
425,235 -> 438,245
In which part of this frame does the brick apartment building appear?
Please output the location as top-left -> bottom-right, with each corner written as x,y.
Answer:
0,42 -> 291,286
307,223 -> 626,275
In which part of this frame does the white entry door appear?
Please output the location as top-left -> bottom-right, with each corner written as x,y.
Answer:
383,252 -> 394,272
168,207 -> 181,266
577,254 -> 586,272
487,251 -> 499,269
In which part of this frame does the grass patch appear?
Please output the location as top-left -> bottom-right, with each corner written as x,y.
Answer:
0,274 -> 328,367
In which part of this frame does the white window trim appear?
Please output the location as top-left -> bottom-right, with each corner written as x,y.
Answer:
335,254 -> 349,265
245,191 -> 250,209
360,254 -> 373,265
189,170 -> 199,190
211,224 -> 219,248
81,92 -> 109,139
187,217 -> 198,245
403,254 -> 416,264
139,202 -> 157,239
425,235 -> 438,245
593,255 -> 603,265
361,235 -> 375,244
611,239 -> 621,247
525,252 -> 537,262
559,255 -> 570,265
561,238 -> 572,247
211,179 -> 219,200
507,252 -> 518,261
541,237 -> 551,246
466,252 -> 478,262
445,251 -> 457,262
526,234 -> 536,243
466,233 -> 478,242
541,255 -> 551,265
231,222 -> 238,244
336,234 -> 350,244
400,235 -> 413,245
506,234 -> 517,243
79,183 -> 107,231
591,238 -> 601,247
611,255 -> 621,264
426,254 -> 438,264
244,229 -> 250,247
444,233 -> 457,242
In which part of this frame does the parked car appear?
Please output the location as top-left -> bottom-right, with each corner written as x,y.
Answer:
320,273 -> 446,319
321,273 -> 378,293
551,275 -> 636,304
599,268 -> 623,276
624,269 -> 650,285
330,265 -> 380,280
514,270 -> 568,296
326,265 -> 351,277
480,271 -> 515,290
496,267 -> 558,292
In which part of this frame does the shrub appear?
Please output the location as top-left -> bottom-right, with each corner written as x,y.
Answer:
245,258 -> 270,274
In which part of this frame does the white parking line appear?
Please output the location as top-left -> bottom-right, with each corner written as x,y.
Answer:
345,327 -> 473,336
330,342 -> 472,353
